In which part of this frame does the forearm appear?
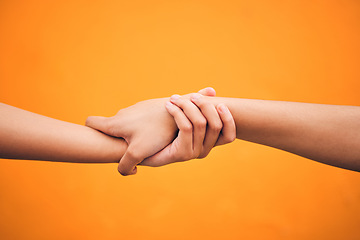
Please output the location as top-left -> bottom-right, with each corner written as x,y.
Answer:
206,97 -> 360,171
0,103 -> 126,163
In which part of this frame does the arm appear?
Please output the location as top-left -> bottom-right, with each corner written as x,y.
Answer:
170,95 -> 360,172
85,88 -> 236,175
0,103 -> 126,163
0,87 -> 233,172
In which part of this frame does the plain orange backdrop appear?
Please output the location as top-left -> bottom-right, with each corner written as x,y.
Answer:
1,0 -> 360,239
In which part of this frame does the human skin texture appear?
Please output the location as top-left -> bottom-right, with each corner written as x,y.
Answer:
0,103 -> 127,163
139,97 -> 235,167
0,88 -> 235,172
85,88 -> 236,175
171,94 -> 360,172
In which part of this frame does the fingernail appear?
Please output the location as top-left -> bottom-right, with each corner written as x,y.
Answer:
170,94 -> 180,101
191,93 -> 201,101
218,104 -> 228,114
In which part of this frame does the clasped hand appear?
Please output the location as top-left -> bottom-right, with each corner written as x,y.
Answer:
85,88 -> 235,176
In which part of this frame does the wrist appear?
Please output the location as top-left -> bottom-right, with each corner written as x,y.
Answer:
110,138 -> 127,163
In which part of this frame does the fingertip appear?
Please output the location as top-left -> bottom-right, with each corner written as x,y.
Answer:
117,164 -> 137,176
85,116 -> 111,133
85,116 -> 97,126
117,165 -> 127,176
198,87 -> 216,96
170,94 -> 181,101
206,87 -> 216,96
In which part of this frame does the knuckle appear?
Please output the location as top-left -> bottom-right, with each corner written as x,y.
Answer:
175,98 -> 185,107
193,98 -> 204,106
199,100 -> 211,108
223,133 -> 236,143
210,121 -> 223,132
182,123 -> 193,133
194,118 -> 207,129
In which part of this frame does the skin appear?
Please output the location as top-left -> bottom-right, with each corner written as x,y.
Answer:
86,88 -> 236,175
0,103 -> 127,163
0,88 -> 236,175
140,96 -> 236,167
170,94 -> 360,172
4,87 -> 357,174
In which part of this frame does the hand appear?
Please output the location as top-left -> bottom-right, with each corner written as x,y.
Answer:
85,87 -> 217,176
140,93 -> 236,167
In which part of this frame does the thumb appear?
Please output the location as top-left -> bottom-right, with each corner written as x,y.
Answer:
198,87 -> 216,96
85,116 -> 113,135
118,144 -> 144,176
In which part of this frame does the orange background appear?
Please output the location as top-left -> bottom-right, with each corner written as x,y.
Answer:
1,0 -> 360,239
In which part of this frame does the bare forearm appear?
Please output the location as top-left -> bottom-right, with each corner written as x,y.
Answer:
0,103 -> 126,163
206,97 -> 360,171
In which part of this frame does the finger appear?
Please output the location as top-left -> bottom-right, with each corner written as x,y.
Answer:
190,93 -> 223,158
139,145 -> 173,167
198,87 -> 216,97
85,116 -> 112,134
117,144 -> 145,176
165,101 -> 193,155
140,101 -> 194,166
170,95 -> 206,157
215,104 -> 236,146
